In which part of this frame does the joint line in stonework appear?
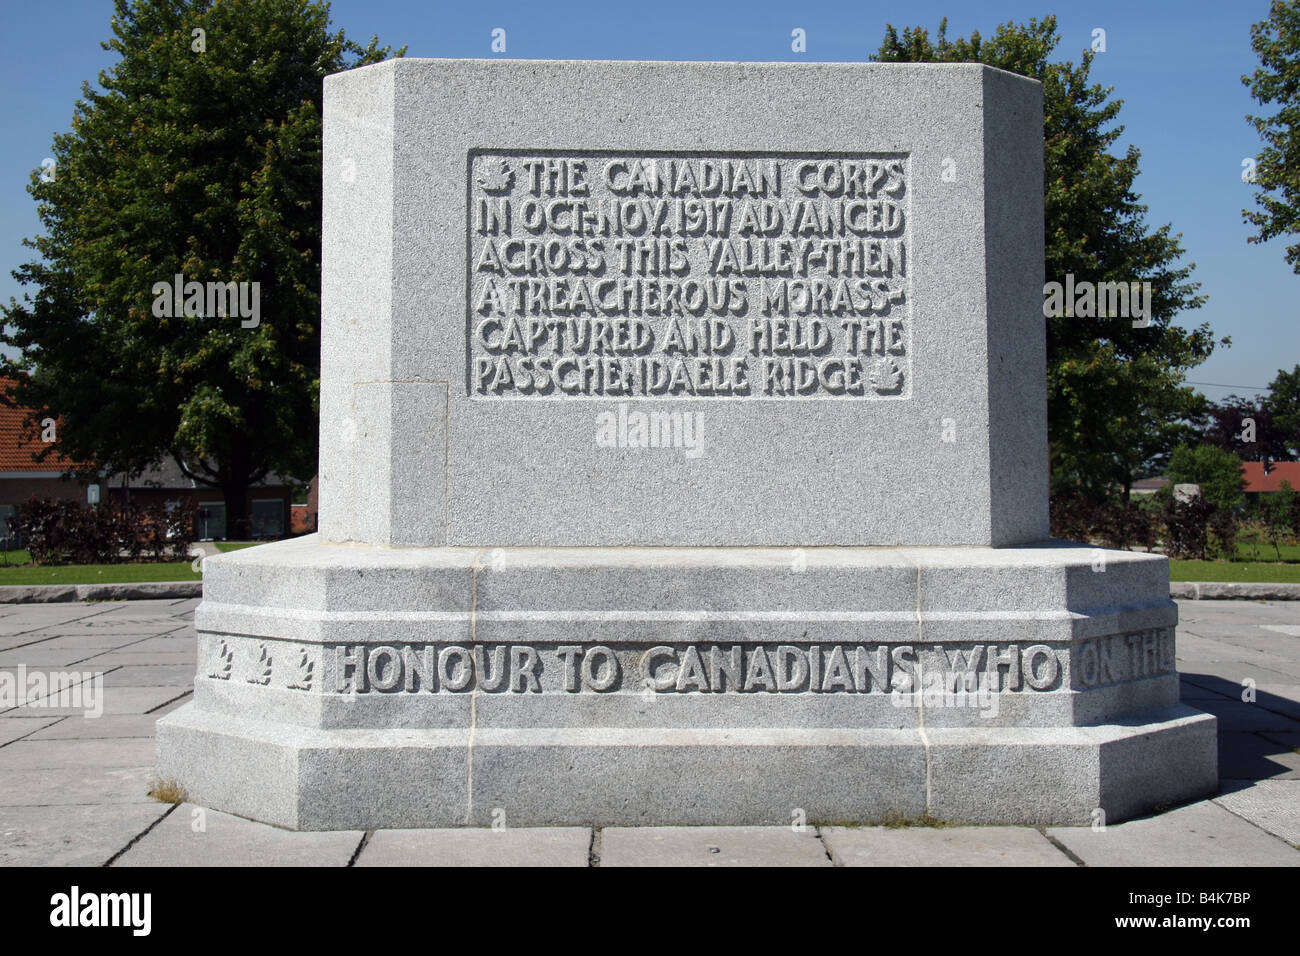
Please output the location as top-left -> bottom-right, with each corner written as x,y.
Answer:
902,550 -> 932,813
465,549 -> 486,824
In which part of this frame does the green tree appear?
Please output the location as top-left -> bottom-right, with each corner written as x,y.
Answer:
873,17 -> 1216,500
1244,1 -> 1300,272
1,0 -> 400,536
1260,479 -> 1297,559
1267,364 -> 1300,454
1166,443 -> 1247,514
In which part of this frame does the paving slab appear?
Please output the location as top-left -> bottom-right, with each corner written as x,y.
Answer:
1238,657 -> 1300,681
1179,661 -> 1299,687
94,600 -> 193,614
1179,599 -> 1300,624
96,633 -> 197,649
1047,800 -> 1300,866
821,825 -> 1074,866
113,803 -> 362,867
1178,621 -> 1290,642
0,636 -> 44,651
149,696 -> 189,718
1179,682 -> 1231,701
1261,625 -> 1300,637
100,664 -> 196,687
24,619 -> 189,637
356,827 -> 591,866
0,765 -> 157,806
3,685 -> 188,717
1260,729 -> 1300,751
1181,669 -> 1298,699
20,633 -> 180,651
1174,627 -> 1242,646
0,802 -> 171,866
599,826 -> 830,867
0,670 -> 110,718
78,651 -> 195,667
0,737 -> 158,771
1213,780 -> 1300,846
1216,731 -> 1300,780
1216,634 -> 1300,657
1243,686 -> 1300,721
0,716 -> 61,746
1182,698 -> 1300,734
24,715 -> 170,740
0,606 -> 112,633
0,648 -> 114,668
0,662 -> 115,683
1180,650 -> 1300,681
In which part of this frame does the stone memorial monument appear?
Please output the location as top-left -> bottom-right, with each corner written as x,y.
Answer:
157,59 -> 1218,829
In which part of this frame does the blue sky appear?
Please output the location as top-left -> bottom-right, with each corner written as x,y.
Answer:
0,0 -> 1294,400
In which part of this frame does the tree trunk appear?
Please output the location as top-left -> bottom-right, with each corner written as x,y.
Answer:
223,483 -> 251,541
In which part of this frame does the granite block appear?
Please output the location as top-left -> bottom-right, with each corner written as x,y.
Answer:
320,59 -> 1047,548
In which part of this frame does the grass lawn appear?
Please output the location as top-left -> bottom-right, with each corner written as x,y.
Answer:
0,540 -> 265,585
1234,541 -> 1300,563
1,536 -> 1296,586
0,562 -> 200,585
1169,560 -> 1300,583
213,540 -> 264,553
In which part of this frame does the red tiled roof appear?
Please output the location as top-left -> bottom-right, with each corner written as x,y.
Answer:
0,378 -> 84,473
1242,461 -> 1300,493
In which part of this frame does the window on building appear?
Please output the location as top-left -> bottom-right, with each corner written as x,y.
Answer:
0,505 -> 17,549
250,499 -> 284,539
198,503 -> 226,541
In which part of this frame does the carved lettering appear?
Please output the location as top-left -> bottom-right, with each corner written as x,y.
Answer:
468,151 -> 910,399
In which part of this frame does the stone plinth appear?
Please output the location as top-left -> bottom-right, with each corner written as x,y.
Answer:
317,58 -> 1046,549
157,538 -> 1216,828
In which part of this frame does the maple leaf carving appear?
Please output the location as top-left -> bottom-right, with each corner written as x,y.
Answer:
208,639 -> 234,680
476,159 -> 514,193
246,643 -> 272,685
287,647 -> 315,691
869,357 -> 904,394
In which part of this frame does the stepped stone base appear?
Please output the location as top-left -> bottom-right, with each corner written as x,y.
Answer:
156,535 -> 1218,829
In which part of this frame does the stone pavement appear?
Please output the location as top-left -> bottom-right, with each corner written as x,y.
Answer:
0,598 -> 1297,866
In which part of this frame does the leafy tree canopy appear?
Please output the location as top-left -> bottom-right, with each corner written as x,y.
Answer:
1267,363 -> 1300,448
1197,364 -> 1300,462
1,0 -> 401,534
873,16 -> 1217,500
1244,0 -> 1300,272
1166,443 -> 1247,513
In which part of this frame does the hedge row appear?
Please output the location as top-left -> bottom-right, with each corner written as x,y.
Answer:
7,496 -> 197,565
1049,490 -> 1300,561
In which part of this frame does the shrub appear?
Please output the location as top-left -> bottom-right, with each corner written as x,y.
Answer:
1095,499 -> 1159,551
1166,443 -> 1246,513
11,495 -> 196,565
1049,494 -> 1159,551
1163,495 -> 1212,560
1049,494 -> 1097,542
1260,480 -> 1298,560
1207,507 -> 1241,560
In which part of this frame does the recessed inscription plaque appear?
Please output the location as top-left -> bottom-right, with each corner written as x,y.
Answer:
467,151 -> 910,399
